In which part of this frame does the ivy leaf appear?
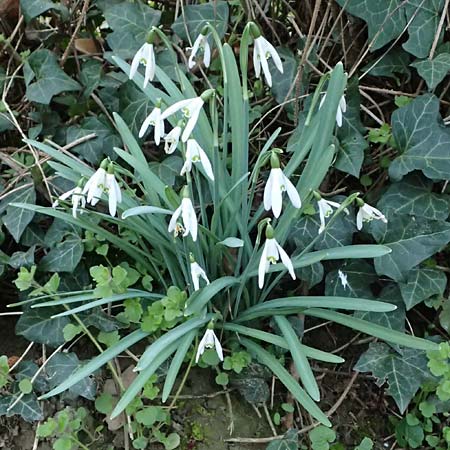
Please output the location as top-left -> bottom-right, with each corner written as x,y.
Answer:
390,94 -> 450,181
171,1 -> 229,41
101,1 -> 161,59
40,234 -> 83,273
16,308 -> 70,347
402,0 -> 445,58
411,53 -> 450,90
66,116 -> 120,164
1,184 -> 36,243
399,268 -> 447,310
46,353 -> 96,400
24,50 -> 81,104
289,199 -> 355,250
325,260 -> 376,299
0,392 -> 43,422
270,48 -> 298,109
355,341 -> 430,413
8,246 -> 35,269
355,285 -> 405,331
378,173 -> 449,221
266,429 -> 298,450
363,48 -> 411,80
335,0 -> 407,51
371,213 -> 450,282
335,80 -> 367,177
336,0 -> 444,57
20,0 -> 68,22
119,82 -> 153,137
297,262 -> 324,289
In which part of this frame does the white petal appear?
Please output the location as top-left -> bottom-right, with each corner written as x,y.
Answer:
258,242 -> 269,289
340,95 -> 347,113
181,100 -> 203,142
168,205 -> 182,233
336,106 -> 343,127
195,337 -> 206,363
188,35 -> 202,69
253,39 -> 261,79
106,174 -> 118,217
203,40 -> 211,68
271,169 -> 283,218
283,173 -> 301,209
263,37 -> 283,73
160,98 -> 194,120
139,113 -> 154,138
198,146 -> 214,181
143,44 -> 155,88
356,208 -> 363,230
129,45 -> 144,80
180,159 -> 191,176
213,333 -> 224,361
263,170 -> 275,212
276,241 -> 296,280
259,43 -> 272,87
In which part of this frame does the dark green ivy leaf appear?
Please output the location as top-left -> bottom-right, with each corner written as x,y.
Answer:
24,50 -> 81,104
16,308 -> 71,347
171,1 -> 229,41
355,342 -> 430,413
371,213 -> 450,282
411,53 -> 450,90
390,94 -> 450,181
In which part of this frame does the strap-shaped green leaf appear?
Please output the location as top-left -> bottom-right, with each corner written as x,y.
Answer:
222,323 -> 344,363
304,308 -> 438,351
39,330 -> 149,399
241,338 -> 331,427
274,315 -> 320,401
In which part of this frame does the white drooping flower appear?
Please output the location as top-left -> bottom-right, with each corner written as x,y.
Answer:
129,41 -> 156,88
188,32 -> 211,69
168,191 -> 198,241
52,185 -> 85,218
83,163 -> 107,207
319,93 -> 347,127
164,126 -> 182,154
82,160 -> 122,217
356,202 -> 387,230
181,139 -> 214,181
139,103 -> 165,144
263,154 -> 301,218
338,269 -> 349,290
161,90 -> 213,142
258,226 -> 296,289
105,172 -> 122,217
253,35 -> 283,87
316,197 -> 348,234
196,328 -> 223,363
190,259 -> 210,291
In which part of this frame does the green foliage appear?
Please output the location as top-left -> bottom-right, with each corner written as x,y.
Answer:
355,342 -> 430,413
24,50 -> 81,104
222,351 -> 252,374
0,356 -> 10,389
411,53 -> 450,90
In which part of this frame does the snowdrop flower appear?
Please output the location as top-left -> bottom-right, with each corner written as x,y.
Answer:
250,24 -> 283,87
168,187 -> 198,241
264,152 -> 301,218
164,125 -> 182,154
320,93 -> 346,127
356,200 -> 387,230
139,100 -> 165,144
131,43 -> 155,88
82,160 -> 122,217
196,328 -> 223,363
52,182 -> 85,218
190,255 -> 210,291
188,30 -> 211,69
181,139 -> 214,180
337,269 -> 349,290
315,194 -> 349,234
83,159 -> 108,207
258,224 -> 296,289
161,89 -> 214,142
105,166 -> 122,217
129,33 -> 156,89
